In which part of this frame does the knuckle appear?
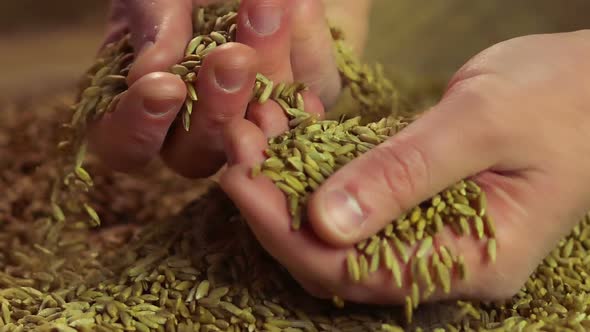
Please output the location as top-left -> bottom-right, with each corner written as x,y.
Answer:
449,36 -> 520,86
259,60 -> 286,81
372,137 -> 431,213
90,124 -> 161,172
445,34 -> 522,96
448,53 -> 496,92
444,74 -> 513,150
126,127 -> 164,155
445,72 -> 500,108
205,108 -> 237,129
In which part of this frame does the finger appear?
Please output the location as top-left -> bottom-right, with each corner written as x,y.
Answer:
88,72 -> 186,172
308,78 -> 509,246
126,0 -> 193,84
220,120 -> 344,286
161,43 -> 258,178
290,0 -> 342,106
220,119 -> 334,271
236,0 -> 293,82
247,90 -> 326,137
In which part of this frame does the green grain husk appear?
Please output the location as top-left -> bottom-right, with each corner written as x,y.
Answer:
0,1 -> 589,332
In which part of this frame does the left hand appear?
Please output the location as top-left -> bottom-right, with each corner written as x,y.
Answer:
89,0 -> 348,177
219,30 -> 590,304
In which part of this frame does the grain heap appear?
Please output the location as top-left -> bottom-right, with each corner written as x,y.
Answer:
1,1 -> 590,331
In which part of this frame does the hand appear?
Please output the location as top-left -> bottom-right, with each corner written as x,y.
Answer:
220,30 -> 590,304
87,0 -> 368,178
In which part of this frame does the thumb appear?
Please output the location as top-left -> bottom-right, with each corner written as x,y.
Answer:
308,80 -> 505,246
126,0 -> 193,84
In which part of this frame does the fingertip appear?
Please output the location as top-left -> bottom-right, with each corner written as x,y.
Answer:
204,42 -> 258,67
200,42 -> 258,97
238,0 -> 289,38
305,156 -> 368,247
194,43 -> 259,129
237,0 -> 293,82
88,72 -> 185,172
308,187 -> 364,247
138,72 -> 188,112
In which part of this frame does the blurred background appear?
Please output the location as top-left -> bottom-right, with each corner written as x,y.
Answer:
1,0 -> 589,102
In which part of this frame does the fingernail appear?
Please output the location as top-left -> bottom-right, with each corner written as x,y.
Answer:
143,96 -> 180,116
214,65 -> 249,93
320,190 -> 365,237
247,3 -> 282,36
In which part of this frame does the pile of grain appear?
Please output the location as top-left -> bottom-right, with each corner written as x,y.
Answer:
1,1 -> 590,331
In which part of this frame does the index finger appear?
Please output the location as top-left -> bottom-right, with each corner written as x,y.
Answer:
89,0 -> 193,171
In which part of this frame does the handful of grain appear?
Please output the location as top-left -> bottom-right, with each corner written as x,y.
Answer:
0,1 -> 585,332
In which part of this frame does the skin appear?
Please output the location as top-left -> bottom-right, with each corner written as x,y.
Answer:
89,0 -> 369,177
92,0 -> 590,305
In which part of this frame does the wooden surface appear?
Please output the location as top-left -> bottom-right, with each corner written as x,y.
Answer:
1,0 -> 589,100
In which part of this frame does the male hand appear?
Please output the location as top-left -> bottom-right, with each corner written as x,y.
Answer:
221,30 -> 590,304
89,0 -> 369,177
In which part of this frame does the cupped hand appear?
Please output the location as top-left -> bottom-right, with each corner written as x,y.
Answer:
88,0 -> 350,177
220,30 -> 590,304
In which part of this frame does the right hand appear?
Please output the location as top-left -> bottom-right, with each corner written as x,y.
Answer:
88,0 -> 369,178
220,30 -> 590,304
